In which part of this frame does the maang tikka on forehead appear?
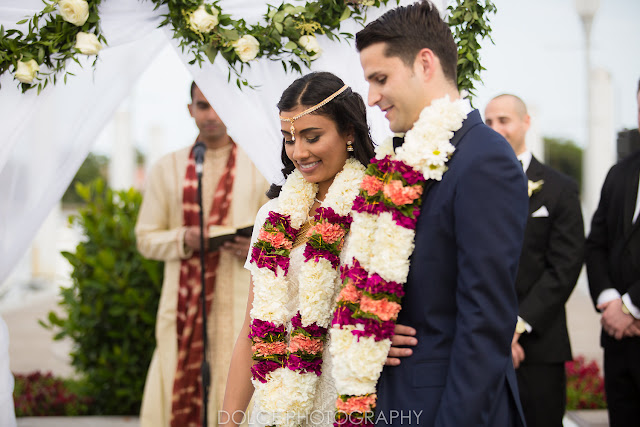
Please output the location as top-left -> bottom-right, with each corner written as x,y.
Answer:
279,84 -> 349,141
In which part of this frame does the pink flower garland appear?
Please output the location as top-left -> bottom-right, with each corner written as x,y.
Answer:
331,159 -> 426,426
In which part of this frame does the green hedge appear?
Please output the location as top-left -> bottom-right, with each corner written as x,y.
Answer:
43,179 -> 163,414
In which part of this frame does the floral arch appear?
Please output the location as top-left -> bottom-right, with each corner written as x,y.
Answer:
0,0 -> 495,284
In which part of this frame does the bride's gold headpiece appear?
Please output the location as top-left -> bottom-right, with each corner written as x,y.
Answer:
279,84 -> 349,141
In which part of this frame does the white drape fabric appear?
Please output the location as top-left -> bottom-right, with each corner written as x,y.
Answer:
0,314 -> 16,427
0,0 -> 425,284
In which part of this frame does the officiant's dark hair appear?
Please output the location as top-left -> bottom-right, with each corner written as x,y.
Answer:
267,72 -> 375,199
355,0 -> 458,85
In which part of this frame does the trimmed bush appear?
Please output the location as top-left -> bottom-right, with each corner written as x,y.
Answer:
43,179 -> 163,414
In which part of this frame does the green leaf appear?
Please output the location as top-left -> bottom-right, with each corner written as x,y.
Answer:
204,44 -> 218,63
284,41 -> 297,50
273,10 -> 286,23
339,8 -> 352,21
16,19 -> 28,25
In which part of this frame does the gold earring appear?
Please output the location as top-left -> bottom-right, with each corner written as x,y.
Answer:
347,141 -> 354,152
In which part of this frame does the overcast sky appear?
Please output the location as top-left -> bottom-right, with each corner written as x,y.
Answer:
95,0 -> 640,159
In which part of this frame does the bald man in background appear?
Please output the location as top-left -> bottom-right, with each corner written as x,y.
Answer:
485,94 -> 585,427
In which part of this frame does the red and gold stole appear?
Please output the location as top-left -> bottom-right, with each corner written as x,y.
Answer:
171,141 -> 237,427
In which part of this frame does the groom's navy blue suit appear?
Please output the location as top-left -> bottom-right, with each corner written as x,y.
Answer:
376,110 -> 529,426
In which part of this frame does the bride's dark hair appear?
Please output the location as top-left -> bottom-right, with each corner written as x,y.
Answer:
266,72 -> 376,199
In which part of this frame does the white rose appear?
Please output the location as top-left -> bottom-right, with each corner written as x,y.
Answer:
75,32 -> 102,55
233,34 -> 260,62
188,5 -> 219,34
298,35 -> 322,60
15,59 -> 39,84
58,0 -> 89,27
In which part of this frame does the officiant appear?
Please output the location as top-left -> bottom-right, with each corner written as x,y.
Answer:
135,82 -> 269,427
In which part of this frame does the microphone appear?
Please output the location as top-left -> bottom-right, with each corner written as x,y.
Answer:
193,141 -> 206,175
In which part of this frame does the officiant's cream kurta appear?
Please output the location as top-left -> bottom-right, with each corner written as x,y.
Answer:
136,144 -> 269,426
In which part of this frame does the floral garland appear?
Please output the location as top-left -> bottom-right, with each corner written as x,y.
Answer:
0,1 -> 495,94
329,95 -> 472,426
249,157 -> 365,427
0,0 -> 389,93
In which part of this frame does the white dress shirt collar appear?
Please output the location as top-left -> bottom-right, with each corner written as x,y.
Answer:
633,172 -> 640,224
517,150 -> 532,173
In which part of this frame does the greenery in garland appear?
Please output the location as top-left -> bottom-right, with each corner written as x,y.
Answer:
0,0 -> 496,96
448,0 -> 496,97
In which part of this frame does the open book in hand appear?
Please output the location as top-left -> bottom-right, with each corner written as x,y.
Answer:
207,224 -> 254,252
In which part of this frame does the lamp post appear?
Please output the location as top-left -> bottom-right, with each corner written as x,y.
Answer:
575,0 -> 600,218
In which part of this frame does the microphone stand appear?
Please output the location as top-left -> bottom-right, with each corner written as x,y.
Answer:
196,158 -> 210,427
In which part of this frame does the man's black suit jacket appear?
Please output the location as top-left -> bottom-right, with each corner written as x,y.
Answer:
517,156 -> 585,364
586,149 -> 640,347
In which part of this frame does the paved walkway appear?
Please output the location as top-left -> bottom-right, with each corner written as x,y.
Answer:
17,417 -> 139,426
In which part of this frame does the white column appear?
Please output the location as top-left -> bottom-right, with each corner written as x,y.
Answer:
30,203 -> 61,281
108,110 -> 136,190
583,68 -> 616,222
146,124 -> 166,174
526,104 -> 544,161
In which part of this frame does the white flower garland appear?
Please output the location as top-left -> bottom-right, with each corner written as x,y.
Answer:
250,157 -> 365,425
330,95 -> 471,423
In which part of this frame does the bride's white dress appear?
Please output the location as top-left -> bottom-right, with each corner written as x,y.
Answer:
246,198 -> 344,427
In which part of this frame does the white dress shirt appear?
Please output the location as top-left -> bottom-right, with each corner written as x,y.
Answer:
516,150 -> 533,333
597,171 -> 640,319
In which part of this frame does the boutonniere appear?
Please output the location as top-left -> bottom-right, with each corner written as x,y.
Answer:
528,179 -> 544,197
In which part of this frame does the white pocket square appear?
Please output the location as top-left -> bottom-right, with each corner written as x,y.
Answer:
531,205 -> 549,218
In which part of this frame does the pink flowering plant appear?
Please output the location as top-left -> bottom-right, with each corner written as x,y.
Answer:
565,356 -> 607,410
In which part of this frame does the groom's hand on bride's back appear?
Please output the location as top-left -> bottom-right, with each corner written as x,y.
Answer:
386,324 -> 417,366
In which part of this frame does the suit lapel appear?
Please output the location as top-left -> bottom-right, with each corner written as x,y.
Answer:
623,158 -> 640,241
623,162 -> 638,239
525,156 -> 545,212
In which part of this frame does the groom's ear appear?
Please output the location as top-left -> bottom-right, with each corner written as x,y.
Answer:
414,48 -> 437,82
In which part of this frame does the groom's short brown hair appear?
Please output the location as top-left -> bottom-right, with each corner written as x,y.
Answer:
355,0 -> 458,85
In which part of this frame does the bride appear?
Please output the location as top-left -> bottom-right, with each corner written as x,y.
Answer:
220,71 -> 396,427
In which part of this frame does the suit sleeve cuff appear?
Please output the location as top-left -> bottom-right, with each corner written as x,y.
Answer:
622,294 -> 640,320
597,289 -> 622,306
517,316 -> 533,333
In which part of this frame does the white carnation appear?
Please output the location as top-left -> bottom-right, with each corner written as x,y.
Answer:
279,169 -> 316,228
299,258 -> 339,327
343,212 -> 378,269
369,212 -> 415,283
324,158 -> 365,216
255,368 -> 318,422
375,137 -> 395,159
329,326 -> 391,395
250,267 -> 290,323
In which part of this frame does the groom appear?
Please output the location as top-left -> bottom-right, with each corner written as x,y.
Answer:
356,1 -> 528,425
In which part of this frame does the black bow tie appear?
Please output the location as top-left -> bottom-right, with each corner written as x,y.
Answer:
393,136 -> 404,151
